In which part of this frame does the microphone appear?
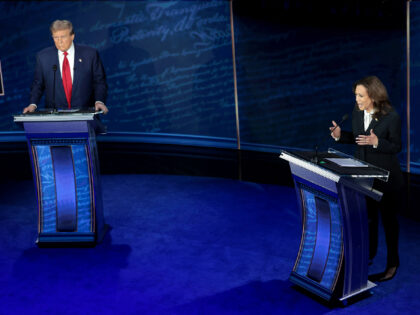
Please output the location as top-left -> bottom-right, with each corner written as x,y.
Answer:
311,113 -> 349,164
330,113 -> 349,135
52,65 -> 57,113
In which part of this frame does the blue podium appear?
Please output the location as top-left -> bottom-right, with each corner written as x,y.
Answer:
14,112 -> 107,245
280,149 -> 389,302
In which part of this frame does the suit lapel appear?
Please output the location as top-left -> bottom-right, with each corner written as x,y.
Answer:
367,116 -> 380,133
354,110 -> 365,135
358,110 -> 381,135
353,110 -> 368,160
54,50 -> 61,78
72,45 -> 80,97
54,49 -> 67,106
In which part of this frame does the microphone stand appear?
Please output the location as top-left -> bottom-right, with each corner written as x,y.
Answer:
311,144 -> 319,164
311,114 -> 349,165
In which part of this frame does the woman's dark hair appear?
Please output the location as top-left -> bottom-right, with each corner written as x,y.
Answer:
353,76 -> 392,119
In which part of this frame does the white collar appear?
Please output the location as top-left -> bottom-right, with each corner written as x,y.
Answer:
59,42 -> 75,55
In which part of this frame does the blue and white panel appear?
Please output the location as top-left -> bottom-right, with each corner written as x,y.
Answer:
34,142 -> 92,233
294,184 -> 343,292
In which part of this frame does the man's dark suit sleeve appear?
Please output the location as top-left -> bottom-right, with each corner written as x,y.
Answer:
92,50 -> 107,103
30,54 -> 45,105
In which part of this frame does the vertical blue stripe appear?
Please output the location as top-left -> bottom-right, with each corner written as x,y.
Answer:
51,146 -> 77,232
320,201 -> 342,289
307,197 -> 331,282
295,186 -> 343,291
295,190 -> 317,275
72,144 -> 92,232
35,146 -> 56,233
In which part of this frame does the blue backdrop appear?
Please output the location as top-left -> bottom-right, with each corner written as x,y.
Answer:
0,1 -> 413,170
234,16 -> 404,154
0,1 -> 236,141
409,2 -> 420,173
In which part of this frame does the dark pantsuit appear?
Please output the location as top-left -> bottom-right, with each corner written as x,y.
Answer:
340,106 -> 403,270
367,191 -> 400,268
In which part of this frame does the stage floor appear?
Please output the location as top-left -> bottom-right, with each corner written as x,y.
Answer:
0,174 -> 418,314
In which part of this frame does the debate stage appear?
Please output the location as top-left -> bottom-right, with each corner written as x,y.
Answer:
0,174 -> 418,314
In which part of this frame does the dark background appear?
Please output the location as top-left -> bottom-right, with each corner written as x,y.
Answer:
0,0 -> 417,183
0,4 -> 419,314
0,60 -> 4,95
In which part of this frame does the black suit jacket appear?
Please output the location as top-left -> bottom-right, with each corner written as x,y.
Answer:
30,44 -> 107,109
339,106 -> 404,192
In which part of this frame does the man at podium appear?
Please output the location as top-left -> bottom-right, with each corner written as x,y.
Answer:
22,20 -> 109,114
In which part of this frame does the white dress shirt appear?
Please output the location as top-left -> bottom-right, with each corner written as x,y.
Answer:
334,109 -> 377,148
364,109 -> 374,131
364,109 -> 378,148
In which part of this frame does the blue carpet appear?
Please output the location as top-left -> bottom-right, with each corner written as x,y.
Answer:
0,174 -> 419,314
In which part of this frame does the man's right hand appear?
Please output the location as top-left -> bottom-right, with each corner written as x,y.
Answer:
23,104 -> 37,114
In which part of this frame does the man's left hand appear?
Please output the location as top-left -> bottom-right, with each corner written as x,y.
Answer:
95,102 -> 109,114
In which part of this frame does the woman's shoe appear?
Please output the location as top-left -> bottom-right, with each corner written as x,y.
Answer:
378,266 -> 398,282
368,266 -> 398,282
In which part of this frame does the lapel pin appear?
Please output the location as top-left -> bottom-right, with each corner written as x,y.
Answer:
79,58 -> 82,62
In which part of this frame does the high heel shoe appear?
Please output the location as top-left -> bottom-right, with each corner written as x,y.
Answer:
379,266 -> 398,281
368,266 -> 398,282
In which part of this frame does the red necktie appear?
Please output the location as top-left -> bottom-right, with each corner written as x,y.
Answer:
62,51 -> 72,108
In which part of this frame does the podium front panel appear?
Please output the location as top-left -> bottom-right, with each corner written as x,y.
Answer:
291,177 -> 344,299
14,115 -> 107,244
281,150 -> 377,302
33,140 -> 93,235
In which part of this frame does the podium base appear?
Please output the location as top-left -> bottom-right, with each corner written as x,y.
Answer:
339,281 -> 376,303
289,272 -> 376,304
36,232 -> 95,247
36,224 -> 110,247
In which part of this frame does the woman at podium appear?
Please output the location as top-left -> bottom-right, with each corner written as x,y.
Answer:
329,76 -> 403,282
